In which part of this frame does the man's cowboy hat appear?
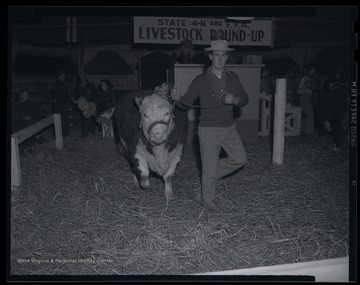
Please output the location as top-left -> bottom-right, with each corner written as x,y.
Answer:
204,39 -> 234,52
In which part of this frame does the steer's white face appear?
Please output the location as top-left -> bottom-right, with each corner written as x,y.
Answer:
135,94 -> 174,145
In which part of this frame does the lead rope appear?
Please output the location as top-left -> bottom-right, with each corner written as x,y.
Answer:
164,70 -> 229,109
161,83 -> 226,109
174,99 -> 225,109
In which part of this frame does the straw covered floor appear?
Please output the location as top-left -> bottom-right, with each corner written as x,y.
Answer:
10,130 -> 349,275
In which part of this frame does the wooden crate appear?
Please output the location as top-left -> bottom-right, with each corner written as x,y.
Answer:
258,92 -> 302,136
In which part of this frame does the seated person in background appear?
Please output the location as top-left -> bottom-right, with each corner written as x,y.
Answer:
76,79 -> 116,138
96,79 -> 116,114
174,39 -> 195,64
96,79 -> 116,137
73,72 -> 97,138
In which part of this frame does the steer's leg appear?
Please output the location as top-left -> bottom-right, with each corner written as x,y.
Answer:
163,155 -> 181,200
133,155 -> 150,189
163,175 -> 174,200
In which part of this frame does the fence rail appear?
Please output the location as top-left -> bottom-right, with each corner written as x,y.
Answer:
11,113 -> 63,187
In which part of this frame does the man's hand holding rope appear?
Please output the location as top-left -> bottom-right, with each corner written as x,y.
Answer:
170,86 -> 240,108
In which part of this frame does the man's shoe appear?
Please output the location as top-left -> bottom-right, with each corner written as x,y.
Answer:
202,198 -> 220,211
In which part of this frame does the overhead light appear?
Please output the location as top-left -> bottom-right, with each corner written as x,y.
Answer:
226,17 -> 254,21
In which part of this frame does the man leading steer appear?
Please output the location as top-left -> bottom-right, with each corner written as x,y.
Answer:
171,39 -> 249,211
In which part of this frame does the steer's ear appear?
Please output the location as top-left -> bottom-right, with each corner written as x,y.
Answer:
134,96 -> 142,107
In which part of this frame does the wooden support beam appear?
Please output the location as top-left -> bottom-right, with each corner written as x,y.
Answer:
272,78 -> 286,165
11,136 -> 21,187
53,113 -> 63,150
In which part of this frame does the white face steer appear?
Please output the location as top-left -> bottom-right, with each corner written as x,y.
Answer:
135,94 -> 174,145
133,93 -> 182,201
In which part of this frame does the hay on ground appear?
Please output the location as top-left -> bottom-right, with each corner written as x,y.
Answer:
10,132 -> 349,275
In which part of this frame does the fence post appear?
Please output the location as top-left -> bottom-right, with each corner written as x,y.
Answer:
53,113 -> 63,150
11,135 -> 21,187
272,78 -> 287,165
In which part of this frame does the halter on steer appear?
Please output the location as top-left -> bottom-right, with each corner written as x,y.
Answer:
140,90 -> 175,144
146,106 -> 174,136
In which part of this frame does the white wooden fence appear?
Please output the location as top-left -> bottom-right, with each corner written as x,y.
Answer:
11,113 -> 63,187
258,92 -> 302,137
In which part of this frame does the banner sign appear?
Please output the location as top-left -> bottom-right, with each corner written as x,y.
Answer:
134,17 -> 273,46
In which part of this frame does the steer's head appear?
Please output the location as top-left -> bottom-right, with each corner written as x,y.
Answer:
135,84 -> 175,145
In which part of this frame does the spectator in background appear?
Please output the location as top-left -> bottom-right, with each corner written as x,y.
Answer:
52,69 -> 70,138
12,89 -> 35,132
73,72 -> 97,138
284,65 -> 300,106
296,65 -> 318,136
260,66 -> 272,95
324,64 -> 348,91
315,64 -> 349,150
95,79 -> 116,138
96,79 -> 116,114
174,39 -> 195,64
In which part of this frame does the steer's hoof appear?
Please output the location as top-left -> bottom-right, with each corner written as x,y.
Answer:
140,177 -> 150,189
165,191 -> 175,201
